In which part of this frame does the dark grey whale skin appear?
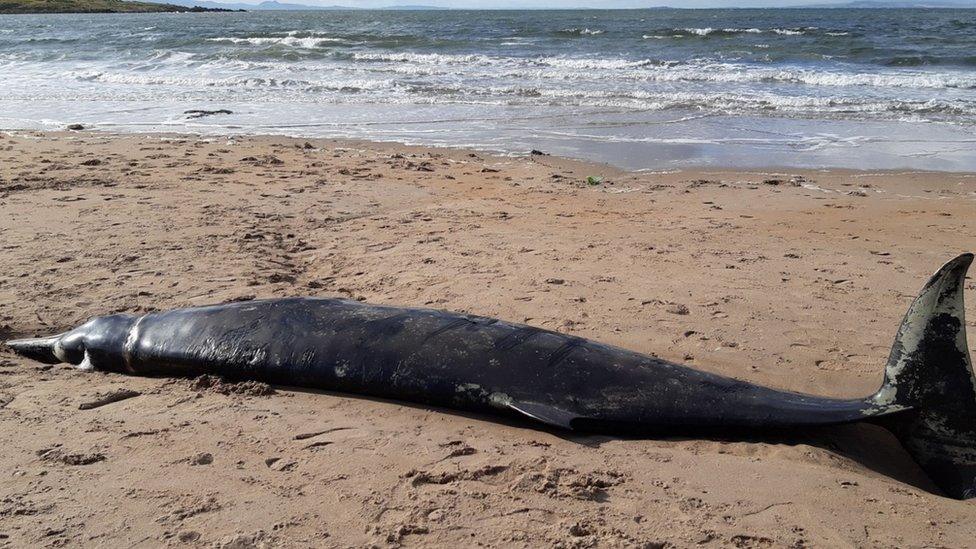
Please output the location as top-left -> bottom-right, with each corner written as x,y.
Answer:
52,297 -> 887,430
10,253 -> 976,499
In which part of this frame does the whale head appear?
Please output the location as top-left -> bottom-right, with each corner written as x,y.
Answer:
6,314 -> 137,372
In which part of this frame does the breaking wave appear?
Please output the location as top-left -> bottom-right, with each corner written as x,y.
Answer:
668,27 -> 812,37
206,35 -> 344,48
558,27 -> 605,36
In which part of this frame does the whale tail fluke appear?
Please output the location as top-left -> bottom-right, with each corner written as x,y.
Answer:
871,253 -> 976,499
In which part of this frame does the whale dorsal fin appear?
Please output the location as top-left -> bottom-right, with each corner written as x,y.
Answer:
507,400 -> 578,430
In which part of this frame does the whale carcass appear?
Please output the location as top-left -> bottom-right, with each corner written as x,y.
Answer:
7,254 -> 976,499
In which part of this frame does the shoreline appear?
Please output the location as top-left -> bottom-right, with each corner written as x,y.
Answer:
2,130 -> 976,547
7,127 -> 976,177
4,102 -> 976,174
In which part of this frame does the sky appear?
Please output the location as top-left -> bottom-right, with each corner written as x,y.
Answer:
373,0 -> 842,5
238,0 -> 974,7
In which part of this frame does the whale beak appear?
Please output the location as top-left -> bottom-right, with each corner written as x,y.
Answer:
5,335 -> 64,364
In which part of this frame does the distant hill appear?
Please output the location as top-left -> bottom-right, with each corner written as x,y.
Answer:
154,0 -> 346,9
154,0 -> 445,9
244,0 -> 342,9
0,0 -> 239,12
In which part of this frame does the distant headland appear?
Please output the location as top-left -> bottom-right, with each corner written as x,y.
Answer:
0,0 -> 242,13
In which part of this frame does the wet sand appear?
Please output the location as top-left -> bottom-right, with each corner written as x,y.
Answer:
1,131 -> 975,547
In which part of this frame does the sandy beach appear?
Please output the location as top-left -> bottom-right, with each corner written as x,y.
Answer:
1,130 -> 976,547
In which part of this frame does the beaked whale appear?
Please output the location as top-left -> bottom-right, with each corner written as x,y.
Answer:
7,254 -> 976,499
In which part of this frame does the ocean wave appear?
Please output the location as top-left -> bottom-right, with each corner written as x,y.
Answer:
12,65 -> 976,124
350,54 -> 677,76
885,55 -> 976,68
659,27 -> 840,39
66,70 -> 340,90
47,70 -> 961,116
675,27 -> 721,37
632,64 -> 976,89
23,37 -> 80,44
535,57 -> 672,70
57,45 -> 976,92
670,27 -> 799,38
558,27 -> 605,36
345,51 -> 976,89
206,36 -> 344,48
349,51 -> 501,66
463,86 -> 976,119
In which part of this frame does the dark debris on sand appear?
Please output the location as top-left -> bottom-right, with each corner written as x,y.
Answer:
188,374 -> 276,397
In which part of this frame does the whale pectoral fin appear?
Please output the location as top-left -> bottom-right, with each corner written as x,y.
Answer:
507,400 -> 578,430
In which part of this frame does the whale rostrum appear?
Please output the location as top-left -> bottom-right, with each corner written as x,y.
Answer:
7,253 -> 976,499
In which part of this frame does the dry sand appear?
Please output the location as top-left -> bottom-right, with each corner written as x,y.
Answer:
1,131 -> 975,548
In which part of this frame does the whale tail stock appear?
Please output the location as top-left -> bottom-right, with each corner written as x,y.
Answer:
868,252 -> 976,499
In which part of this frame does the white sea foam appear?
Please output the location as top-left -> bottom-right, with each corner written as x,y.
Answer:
673,27 -> 790,37
626,64 -> 976,89
562,27 -> 604,35
350,51 -> 496,65
535,57 -> 668,70
207,36 -> 343,48
347,51 -> 976,90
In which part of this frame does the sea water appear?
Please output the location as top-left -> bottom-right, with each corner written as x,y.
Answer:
1,9 -> 974,170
